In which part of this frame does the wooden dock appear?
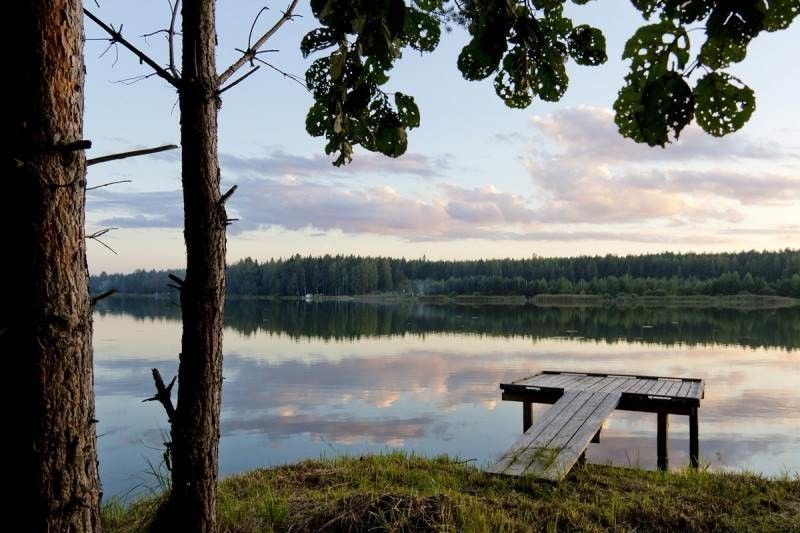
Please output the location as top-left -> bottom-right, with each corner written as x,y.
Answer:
487,371 -> 704,481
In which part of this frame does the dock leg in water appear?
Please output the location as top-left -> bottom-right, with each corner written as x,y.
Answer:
690,407 -> 699,469
523,401 -> 533,432
657,412 -> 669,471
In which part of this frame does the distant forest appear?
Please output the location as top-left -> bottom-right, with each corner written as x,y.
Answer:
91,249 -> 800,298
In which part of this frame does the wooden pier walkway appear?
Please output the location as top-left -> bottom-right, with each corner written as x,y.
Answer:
487,371 -> 704,481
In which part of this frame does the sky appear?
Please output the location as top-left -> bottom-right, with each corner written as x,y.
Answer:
82,0 -> 800,273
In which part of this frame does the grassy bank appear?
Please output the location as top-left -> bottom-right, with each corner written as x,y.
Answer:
103,453 -> 799,532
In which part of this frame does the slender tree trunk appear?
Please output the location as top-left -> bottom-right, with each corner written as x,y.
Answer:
167,0 -> 226,530
5,1 -> 101,531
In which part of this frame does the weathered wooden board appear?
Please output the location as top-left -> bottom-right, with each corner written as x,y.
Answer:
488,390 -> 622,480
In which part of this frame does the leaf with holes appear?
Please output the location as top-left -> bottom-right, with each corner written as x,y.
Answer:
533,49 -> 569,102
568,25 -> 607,66
764,0 -> 800,31
395,92 -> 420,129
414,0 -> 442,12
630,0 -> 714,23
693,72 -> 755,136
375,124 -> 408,158
699,36 -> 748,69
494,48 -> 533,108
623,21 -> 689,81
301,28 -> 339,58
404,8 -> 441,52
615,72 -> 694,146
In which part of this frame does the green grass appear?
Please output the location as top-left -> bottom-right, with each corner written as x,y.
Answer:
103,452 -> 800,532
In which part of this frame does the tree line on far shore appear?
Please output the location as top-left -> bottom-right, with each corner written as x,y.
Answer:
91,249 -> 800,298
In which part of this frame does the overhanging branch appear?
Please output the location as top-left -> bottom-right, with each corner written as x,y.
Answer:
87,144 -> 178,166
84,8 -> 181,88
217,0 -> 300,85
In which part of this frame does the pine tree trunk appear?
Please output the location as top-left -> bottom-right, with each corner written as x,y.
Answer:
5,1 -> 102,531
168,0 -> 226,530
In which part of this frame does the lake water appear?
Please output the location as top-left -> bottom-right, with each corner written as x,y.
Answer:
94,298 -> 800,498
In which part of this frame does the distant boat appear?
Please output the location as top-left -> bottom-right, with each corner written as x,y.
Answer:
304,293 -> 313,302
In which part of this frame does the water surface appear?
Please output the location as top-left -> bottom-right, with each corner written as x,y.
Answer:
94,299 -> 800,497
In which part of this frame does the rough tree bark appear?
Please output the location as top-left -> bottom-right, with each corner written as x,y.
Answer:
166,0 -> 227,530
5,0 -> 102,531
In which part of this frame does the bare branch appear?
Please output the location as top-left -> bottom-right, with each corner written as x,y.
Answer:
87,144 -> 178,166
58,140 -> 93,152
141,28 -> 169,38
217,0 -> 300,85
91,289 -> 117,305
168,0 -> 181,77
87,228 -> 119,255
143,368 -> 177,423
168,273 -> 185,286
253,57 -> 308,91
84,8 -> 181,88
219,184 -> 238,205
112,72 -> 159,85
86,179 -> 132,191
218,66 -> 260,95
87,228 -> 118,240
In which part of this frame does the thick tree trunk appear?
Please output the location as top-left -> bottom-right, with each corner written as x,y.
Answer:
5,1 -> 102,531
167,0 -> 226,530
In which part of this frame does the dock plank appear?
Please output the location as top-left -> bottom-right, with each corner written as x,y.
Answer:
540,392 -> 622,481
486,390 -> 584,475
664,380 -> 682,397
493,391 -> 622,480
518,374 -> 566,387
501,391 -> 594,476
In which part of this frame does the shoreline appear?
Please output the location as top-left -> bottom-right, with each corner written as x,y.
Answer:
110,292 -> 800,309
103,453 -> 800,531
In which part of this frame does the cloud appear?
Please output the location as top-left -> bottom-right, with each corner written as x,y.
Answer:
86,107 -> 800,244
221,149 -> 450,178
529,106 -> 793,163
523,106 -> 800,224
88,176 -> 732,244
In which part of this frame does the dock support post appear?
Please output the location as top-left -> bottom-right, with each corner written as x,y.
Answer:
657,412 -> 669,471
523,401 -> 533,432
689,407 -> 699,469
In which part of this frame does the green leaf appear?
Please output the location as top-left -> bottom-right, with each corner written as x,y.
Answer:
301,28 -> 338,58
306,101 -> 331,137
693,72 -> 755,136
414,0 -> 442,11
568,25 -> 607,66
404,8 -> 441,52
458,39 -> 503,81
630,0 -> 714,23
614,72 -> 694,146
699,36 -> 748,69
764,0 -> 800,31
494,49 -> 533,108
305,57 -> 332,96
375,124 -> 408,158
623,21 -> 690,81
395,92 -> 421,129
532,0 -> 563,9
533,50 -> 569,102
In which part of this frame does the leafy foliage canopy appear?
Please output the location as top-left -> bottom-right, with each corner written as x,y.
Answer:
303,0 -> 799,164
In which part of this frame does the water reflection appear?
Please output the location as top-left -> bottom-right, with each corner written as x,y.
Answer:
93,299 -> 800,497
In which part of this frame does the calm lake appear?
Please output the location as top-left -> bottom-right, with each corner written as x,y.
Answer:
94,298 -> 800,497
